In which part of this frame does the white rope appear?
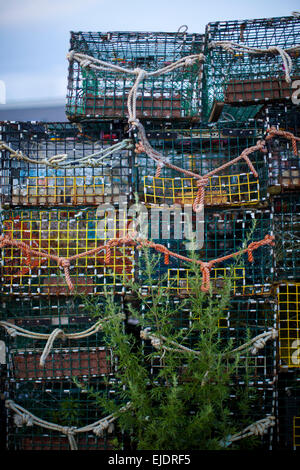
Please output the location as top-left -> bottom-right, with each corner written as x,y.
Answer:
220,416 -> 276,447
0,314 -> 124,366
6,399 -> 130,451
208,41 -> 300,84
140,327 -> 278,357
0,139 -> 133,168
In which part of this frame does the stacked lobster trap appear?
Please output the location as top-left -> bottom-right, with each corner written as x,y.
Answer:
0,14 -> 300,450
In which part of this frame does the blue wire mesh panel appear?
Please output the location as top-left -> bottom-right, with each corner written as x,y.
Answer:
0,121 -> 133,206
136,124 -> 268,207
6,379 -> 121,450
67,31 -> 204,121
277,371 -> 300,450
0,208 -> 135,296
141,208 -> 274,296
273,194 -> 300,281
203,15 -> 300,121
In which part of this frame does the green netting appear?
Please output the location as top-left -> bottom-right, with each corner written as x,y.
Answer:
273,194 -> 300,281
203,15 -> 300,121
6,379 -> 122,450
67,31 -> 204,121
0,121 -> 133,207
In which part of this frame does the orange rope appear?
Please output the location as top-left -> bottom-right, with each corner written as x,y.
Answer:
0,233 -> 274,293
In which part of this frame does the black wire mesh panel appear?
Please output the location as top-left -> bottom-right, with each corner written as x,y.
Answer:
273,194 -> 300,281
5,379 -> 121,450
140,208 -> 274,296
276,282 -> 300,370
0,121 -> 133,206
67,31 -> 204,121
203,15 -> 300,121
135,123 -> 268,207
0,207 -> 135,296
276,370 -> 300,450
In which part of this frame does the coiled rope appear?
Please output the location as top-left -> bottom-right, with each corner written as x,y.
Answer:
5,399 -> 131,451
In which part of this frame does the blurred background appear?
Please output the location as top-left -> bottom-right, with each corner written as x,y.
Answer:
0,0 -> 299,120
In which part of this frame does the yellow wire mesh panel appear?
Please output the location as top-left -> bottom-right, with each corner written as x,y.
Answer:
19,176 -> 105,206
167,268 -> 272,296
1,209 -> 134,295
144,173 -> 260,207
277,283 -> 300,368
294,417 -> 300,450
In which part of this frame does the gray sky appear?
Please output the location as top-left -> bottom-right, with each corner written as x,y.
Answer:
0,0 -> 299,103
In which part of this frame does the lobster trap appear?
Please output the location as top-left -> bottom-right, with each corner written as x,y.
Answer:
203,15 -> 300,121
136,124 -> 268,207
273,194 -> 300,281
140,208 -> 274,295
0,121 -> 133,207
277,283 -> 300,369
0,208 -> 135,296
276,371 -> 300,450
67,31 -> 204,121
5,379 -> 121,450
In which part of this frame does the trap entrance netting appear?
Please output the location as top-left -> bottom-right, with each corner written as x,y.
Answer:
136,124 -> 267,207
67,31 -> 204,121
203,15 -> 300,121
0,121 -> 133,207
0,208 -> 135,296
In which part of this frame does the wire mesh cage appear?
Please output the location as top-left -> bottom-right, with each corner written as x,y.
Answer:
135,124 -> 268,207
0,121 -> 133,207
0,296 -> 124,381
67,31 -> 204,121
139,207 -> 274,296
203,15 -> 300,121
5,379 -> 121,450
273,194 -> 300,280
0,208 -> 135,296
276,371 -> 300,450
277,283 -> 300,369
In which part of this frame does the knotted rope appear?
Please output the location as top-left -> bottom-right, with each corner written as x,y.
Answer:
266,126 -> 300,156
208,41 -> 300,84
141,327 -> 277,358
220,416 -> 276,446
0,232 -> 274,293
6,399 -> 131,451
0,139 -> 133,168
0,315 -> 124,366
